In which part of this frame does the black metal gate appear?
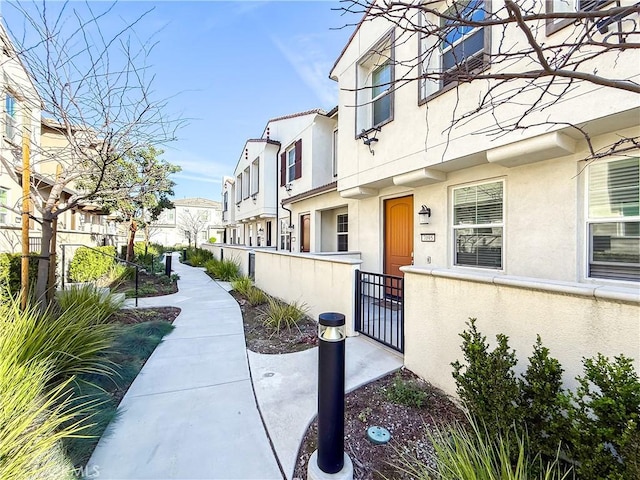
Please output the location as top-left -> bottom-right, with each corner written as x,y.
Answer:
248,251 -> 255,280
354,269 -> 404,353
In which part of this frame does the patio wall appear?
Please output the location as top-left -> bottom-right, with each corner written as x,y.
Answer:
201,244 -> 253,276
402,266 -> 640,398
254,250 -> 362,335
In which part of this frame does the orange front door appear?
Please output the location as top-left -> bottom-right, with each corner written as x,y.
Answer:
384,196 -> 413,277
301,214 -> 311,252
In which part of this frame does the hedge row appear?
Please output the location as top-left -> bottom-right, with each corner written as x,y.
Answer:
68,246 -> 116,283
0,253 -> 40,296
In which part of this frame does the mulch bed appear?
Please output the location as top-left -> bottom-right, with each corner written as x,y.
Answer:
231,290 -> 318,354
109,306 -> 181,325
230,287 -> 465,479
293,369 -> 465,480
111,271 -> 178,298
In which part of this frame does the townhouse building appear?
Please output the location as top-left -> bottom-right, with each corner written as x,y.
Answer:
211,1 -> 639,400
222,109 -> 342,253
151,197 -> 223,247
328,0 -> 639,395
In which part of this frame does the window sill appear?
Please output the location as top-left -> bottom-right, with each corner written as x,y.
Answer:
418,62 -> 490,106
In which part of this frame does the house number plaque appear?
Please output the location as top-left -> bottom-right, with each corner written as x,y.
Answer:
421,233 -> 436,242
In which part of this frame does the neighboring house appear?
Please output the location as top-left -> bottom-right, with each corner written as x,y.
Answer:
1,20 -> 122,255
0,20 -> 43,253
328,1 -> 639,395
151,197 -> 223,247
223,109 -> 343,252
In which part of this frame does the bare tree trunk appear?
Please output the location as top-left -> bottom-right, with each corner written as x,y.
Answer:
127,219 -> 137,263
47,216 -> 58,302
35,213 -> 53,307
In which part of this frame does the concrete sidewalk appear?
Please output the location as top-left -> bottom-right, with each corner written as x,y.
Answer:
87,253 -> 402,480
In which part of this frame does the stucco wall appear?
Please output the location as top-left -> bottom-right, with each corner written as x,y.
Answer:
254,250 -> 362,335
201,243 -> 252,276
402,266 -> 640,398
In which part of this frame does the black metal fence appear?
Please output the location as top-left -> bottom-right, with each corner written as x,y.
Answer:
354,269 -> 404,353
28,237 -> 41,253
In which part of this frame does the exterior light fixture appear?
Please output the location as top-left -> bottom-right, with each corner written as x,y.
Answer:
308,312 -> 353,478
418,205 -> 431,224
257,227 -> 264,236
287,224 -> 295,233
358,127 -> 381,155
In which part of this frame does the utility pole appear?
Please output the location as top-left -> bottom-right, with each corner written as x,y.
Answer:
20,126 -> 31,309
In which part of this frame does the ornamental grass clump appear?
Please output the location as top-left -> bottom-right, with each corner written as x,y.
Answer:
393,415 -> 572,480
260,297 -> 309,333
246,287 -> 268,306
8,286 -> 121,383
231,276 -> 253,297
0,292 -> 106,479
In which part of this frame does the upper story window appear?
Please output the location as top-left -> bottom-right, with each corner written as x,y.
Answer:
0,188 -> 8,224
546,0 -> 611,34
243,167 -> 250,200
420,1 -> 489,101
332,129 -> 338,178
280,139 -> 302,186
168,210 -> 175,222
251,158 -> 259,195
452,180 -> 504,269
236,174 -> 242,203
356,30 -> 394,134
223,191 -> 228,212
5,93 -> 18,141
587,157 -> 639,282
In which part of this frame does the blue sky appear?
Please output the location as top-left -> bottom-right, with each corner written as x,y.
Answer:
3,1 -> 356,200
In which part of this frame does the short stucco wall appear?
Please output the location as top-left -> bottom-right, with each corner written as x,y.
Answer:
201,244 -> 252,276
254,250 -> 362,335
402,266 -> 640,398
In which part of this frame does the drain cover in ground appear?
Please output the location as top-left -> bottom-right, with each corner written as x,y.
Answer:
367,426 -> 391,444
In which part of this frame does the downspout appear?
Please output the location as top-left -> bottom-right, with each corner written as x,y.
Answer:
281,203 -> 293,252
274,143 -> 282,250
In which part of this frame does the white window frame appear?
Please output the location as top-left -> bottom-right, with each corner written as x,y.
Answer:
337,213 -> 348,252
356,30 -> 394,135
280,219 -> 291,251
546,0 -> 611,34
287,145 -> 296,183
243,167 -> 250,200
236,174 -> 242,203
5,93 -> 18,142
451,179 -> 505,270
332,128 -> 338,178
585,157 -> 639,282
251,158 -> 259,195
0,187 -> 8,224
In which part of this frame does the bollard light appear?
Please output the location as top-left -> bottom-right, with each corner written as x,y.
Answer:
316,312 -> 347,475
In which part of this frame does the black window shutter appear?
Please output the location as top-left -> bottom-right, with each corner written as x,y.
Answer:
294,139 -> 302,179
280,152 -> 286,186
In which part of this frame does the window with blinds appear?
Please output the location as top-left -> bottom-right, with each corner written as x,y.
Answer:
337,214 -> 348,252
453,180 -> 503,269
587,158 -> 639,281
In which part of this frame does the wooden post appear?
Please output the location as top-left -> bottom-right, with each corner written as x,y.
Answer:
20,126 -> 31,309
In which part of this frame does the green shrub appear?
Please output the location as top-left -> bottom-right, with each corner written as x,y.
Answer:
231,276 -> 253,297
260,297 -> 309,333
68,245 -> 116,282
451,318 -> 520,435
568,354 -> 640,480
518,335 -> 570,459
208,237 -> 217,243
246,287 -> 268,306
0,252 -> 39,296
385,372 -> 428,408
393,415 -> 573,480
